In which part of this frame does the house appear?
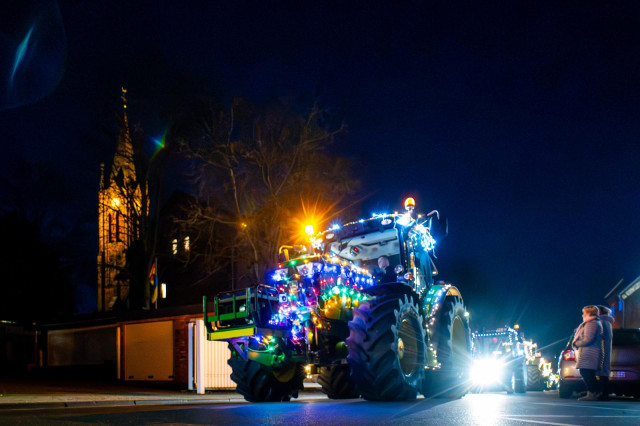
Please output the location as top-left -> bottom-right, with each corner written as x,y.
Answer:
605,277 -> 640,328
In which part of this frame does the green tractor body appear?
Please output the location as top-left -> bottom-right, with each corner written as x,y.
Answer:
204,201 -> 471,401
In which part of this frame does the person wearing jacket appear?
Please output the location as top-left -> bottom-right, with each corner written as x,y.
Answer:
572,305 -> 603,401
597,305 -> 614,401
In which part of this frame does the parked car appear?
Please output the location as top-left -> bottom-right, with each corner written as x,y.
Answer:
558,328 -> 640,398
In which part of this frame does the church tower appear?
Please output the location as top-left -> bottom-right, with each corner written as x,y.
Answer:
97,88 -> 146,311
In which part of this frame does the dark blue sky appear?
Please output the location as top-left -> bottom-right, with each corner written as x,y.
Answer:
2,1 -> 640,353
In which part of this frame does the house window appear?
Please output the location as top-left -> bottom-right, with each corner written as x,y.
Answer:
184,236 -> 190,252
172,239 -> 178,255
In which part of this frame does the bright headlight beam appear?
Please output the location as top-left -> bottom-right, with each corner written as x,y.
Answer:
471,358 -> 504,385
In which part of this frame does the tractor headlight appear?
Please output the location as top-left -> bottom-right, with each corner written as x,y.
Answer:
471,358 -> 504,385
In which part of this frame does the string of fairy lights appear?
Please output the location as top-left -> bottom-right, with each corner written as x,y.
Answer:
250,202 -> 441,354
263,254 -> 374,346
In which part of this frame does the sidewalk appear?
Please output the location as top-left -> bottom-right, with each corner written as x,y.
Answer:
0,378 -> 322,410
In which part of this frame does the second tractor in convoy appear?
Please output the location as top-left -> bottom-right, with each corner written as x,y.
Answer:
471,327 -> 528,393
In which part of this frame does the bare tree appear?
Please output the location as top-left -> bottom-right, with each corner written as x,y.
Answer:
175,97 -> 360,287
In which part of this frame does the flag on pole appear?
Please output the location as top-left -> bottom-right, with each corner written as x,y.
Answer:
149,257 -> 158,306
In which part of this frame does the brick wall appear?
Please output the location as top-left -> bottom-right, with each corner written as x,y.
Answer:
172,315 -> 198,386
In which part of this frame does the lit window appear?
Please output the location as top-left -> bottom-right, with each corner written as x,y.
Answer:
172,239 -> 178,255
161,283 -> 167,299
184,236 -> 190,251
109,214 -> 115,242
115,212 -> 121,242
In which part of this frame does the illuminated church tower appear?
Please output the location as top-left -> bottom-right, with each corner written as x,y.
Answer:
97,88 -> 146,311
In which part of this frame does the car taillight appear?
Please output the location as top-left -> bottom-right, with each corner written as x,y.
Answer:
562,349 -> 575,361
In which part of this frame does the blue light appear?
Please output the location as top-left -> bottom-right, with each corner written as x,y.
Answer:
11,26 -> 34,84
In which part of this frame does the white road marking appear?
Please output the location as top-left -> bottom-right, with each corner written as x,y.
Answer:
498,417 -> 578,426
534,402 -> 640,412
502,415 -> 640,418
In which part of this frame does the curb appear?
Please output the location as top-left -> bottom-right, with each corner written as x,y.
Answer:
0,398 -> 244,411
0,389 -> 326,411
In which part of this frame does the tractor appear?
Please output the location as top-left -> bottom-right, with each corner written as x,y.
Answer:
523,338 -> 546,391
203,198 -> 472,401
470,327 -> 528,393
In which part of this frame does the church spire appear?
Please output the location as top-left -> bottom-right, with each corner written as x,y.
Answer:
121,86 -> 129,127
111,86 -> 135,184
97,87 -> 147,312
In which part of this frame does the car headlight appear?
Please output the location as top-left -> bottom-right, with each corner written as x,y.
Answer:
471,358 -> 505,385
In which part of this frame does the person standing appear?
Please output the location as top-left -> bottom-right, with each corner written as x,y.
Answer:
597,305 -> 614,401
572,305 -> 603,401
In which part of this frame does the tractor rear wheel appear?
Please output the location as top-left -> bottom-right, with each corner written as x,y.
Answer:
346,293 -> 426,401
318,365 -> 359,399
526,363 -> 544,391
422,295 -> 471,398
228,356 -> 304,402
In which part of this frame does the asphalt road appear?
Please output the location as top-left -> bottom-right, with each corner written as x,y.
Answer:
1,391 -> 638,425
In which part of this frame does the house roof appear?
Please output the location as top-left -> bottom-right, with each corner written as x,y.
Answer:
619,275 -> 640,300
605,278 -> 625,300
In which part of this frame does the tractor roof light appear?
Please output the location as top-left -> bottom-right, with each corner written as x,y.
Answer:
404,197 -> 416,212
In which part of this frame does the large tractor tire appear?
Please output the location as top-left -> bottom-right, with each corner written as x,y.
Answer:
512,362 -> 527,393
526,363 -> 544,391
228,356 -> 305,402
318,365 -> 359,399
346,293 -> 426,401
422,295 -> 471,398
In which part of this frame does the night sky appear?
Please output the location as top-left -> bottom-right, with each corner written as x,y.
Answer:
2,1 -> 640,354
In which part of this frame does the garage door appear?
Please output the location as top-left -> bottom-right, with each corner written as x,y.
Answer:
124,321 -> 173,380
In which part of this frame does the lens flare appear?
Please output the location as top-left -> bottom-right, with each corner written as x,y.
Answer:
151,129 -> 167,157
10,26 -> 34,84
1,2 -> 67,111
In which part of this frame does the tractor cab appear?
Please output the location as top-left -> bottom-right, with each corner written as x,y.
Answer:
311,198 -> 444,295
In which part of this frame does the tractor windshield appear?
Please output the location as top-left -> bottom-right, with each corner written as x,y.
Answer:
327,227 -> 401,274
473,334 -> 512,358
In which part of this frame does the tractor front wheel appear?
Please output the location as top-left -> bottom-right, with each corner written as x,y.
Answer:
512,363 -> 527,393
228,356 -> 304,402
346,293 -> 426,401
